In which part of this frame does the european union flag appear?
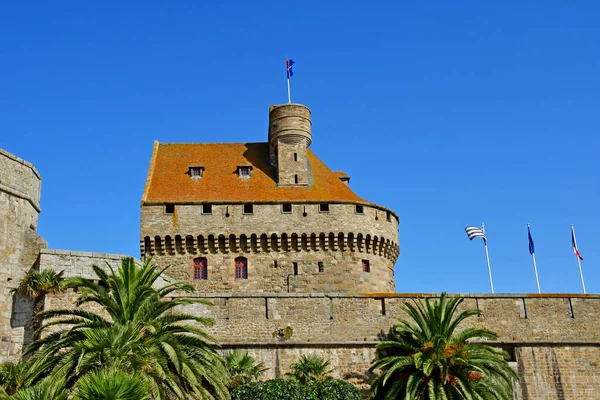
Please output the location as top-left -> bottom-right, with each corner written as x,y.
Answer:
286,59 -> 295,79
528,226 -> 535,254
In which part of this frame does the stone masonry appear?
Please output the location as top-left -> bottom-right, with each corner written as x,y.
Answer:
0,149 -> 46,361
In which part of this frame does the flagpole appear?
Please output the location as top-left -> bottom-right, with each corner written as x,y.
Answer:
531,253 -> 541,294
482,222 -> 495,294
572,224 -> 586,294
528,224 -> 541,294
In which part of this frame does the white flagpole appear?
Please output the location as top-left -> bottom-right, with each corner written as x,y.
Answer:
531,253 -> 541,294
482,222 -> 495,294
528,224 -> 541,294
287,77 -> 291,104
572,224 -> 586,294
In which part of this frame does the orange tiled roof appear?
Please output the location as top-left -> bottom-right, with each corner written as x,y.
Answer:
142,142 -> 367,204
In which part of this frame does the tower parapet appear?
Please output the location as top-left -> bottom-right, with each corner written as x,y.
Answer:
268,104 -> 312,186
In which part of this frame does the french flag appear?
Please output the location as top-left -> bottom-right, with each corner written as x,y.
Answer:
571,226 -> 583,260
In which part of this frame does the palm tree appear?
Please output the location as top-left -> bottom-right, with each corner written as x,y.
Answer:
0,377 -> 67,400
224,350 -> 267,390
28,257 -> 230,400
370,293 -> 517,400
0,354 -> 56,395
73,369 -> 150,400
287,355 -> 333,384
13,269 -> 65,340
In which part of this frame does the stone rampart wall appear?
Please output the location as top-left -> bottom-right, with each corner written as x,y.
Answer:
44,291 -> 600,398
0,149 -> 45,362
39,249 -> 169,285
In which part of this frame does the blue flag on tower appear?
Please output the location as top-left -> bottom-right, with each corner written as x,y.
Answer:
528,226 -> 535,254
286,59 -> 295,79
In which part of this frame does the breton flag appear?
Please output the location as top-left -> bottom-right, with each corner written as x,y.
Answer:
528,226 -> 535,255
465,226 -> 486,244
286,59 -> 295,79
571,226 -> 583,260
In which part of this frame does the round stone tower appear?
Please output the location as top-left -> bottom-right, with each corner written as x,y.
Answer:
268,104 -> 312,186
0,149 -> 46,362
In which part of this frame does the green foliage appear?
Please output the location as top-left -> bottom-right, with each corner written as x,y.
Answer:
370,293 -> 518,400
73,369 -> 150,400
26,257 -> 230,400
0,378 -> 67,400
13,269 -> 65,298
225,350 -> 267,390
308,380 -> 362,400
272,326 -> 294,340
231,379 -> 361,400
287,355 -> 333,384
0,356 -> 56,395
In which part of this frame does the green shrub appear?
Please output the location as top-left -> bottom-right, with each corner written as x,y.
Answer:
231,378 -> 361,400
307,380 -> 361,400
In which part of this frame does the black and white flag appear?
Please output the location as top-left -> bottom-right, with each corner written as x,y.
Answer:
465,226 -> 486,243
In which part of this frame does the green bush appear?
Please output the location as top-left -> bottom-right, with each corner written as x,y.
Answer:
308,380 -> 362,400
231,379 -> 361,400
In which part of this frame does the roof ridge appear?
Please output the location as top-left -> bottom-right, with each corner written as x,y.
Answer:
159,141 -> 265,146
141,140 -> 160,203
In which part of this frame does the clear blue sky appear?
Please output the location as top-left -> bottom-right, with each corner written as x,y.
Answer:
1,2 -> 598,294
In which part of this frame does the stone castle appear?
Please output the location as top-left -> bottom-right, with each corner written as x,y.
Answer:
140,104 -> 399,293
1,103 -> 599,399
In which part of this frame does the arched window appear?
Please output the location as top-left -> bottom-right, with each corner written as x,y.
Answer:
193,257 -> 208,280
235,257 -> 248,279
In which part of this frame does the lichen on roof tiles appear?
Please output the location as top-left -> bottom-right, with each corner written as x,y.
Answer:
143,142 -> 367,204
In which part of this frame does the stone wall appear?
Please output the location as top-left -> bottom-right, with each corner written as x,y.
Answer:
38,253 -> 600,398
166,293 -> 599,399
38,249 -> 167,285
0,149 -> 46,362
140,202 -> 399,293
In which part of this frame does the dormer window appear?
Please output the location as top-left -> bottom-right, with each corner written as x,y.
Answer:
335,172 -> 350,185
189,166 -> 204,179
238,166 -> 252,178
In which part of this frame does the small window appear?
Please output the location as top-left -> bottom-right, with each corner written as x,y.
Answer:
282,203 -> 292,213
293,152 -> 298,161
293,262 -> 299,276
189,166 -> 204,179
386,212 -> 391,222
238,166 -> 252,178
243,204 -> 254,214
340,177 -> 350,185
362,259 -> 370,273
273,260 -> 278,268
193,257 -> 208,280
202,204 -> 212,215
319,203 -> 330,213
235,257 -> 248,279
294,174 -> 299,184
318,262 -> 324,273
355,205 -> 364,214
165,204 -> 175,214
